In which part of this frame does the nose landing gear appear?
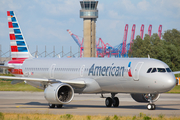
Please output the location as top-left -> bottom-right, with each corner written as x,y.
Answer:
147,103 -> 156,110
146,94 -> 156,110
105,93 -> 119,107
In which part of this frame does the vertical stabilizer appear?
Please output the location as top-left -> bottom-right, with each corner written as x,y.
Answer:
7,11 -> 33,60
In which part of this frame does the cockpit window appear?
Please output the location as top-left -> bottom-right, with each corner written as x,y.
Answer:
157,68 -> 166,72
151,68 -> 157,73
166,68 -> 172,72
147,68 -> 152,73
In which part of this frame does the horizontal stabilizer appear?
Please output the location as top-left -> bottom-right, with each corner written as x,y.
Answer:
0,65 -> 14,69
172,71 -> 180,75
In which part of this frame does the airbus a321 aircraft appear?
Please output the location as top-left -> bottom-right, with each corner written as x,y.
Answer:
0,11 -> 178,110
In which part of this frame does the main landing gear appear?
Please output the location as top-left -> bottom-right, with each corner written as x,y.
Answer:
146,94 -> 156,110
105,93 -> 119,107
49,103 -> 63,108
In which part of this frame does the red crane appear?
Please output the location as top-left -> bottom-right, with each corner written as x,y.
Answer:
121,24 -> 128,56
140,24 -> 144,39
67,29 -> 84,57
129,24 -> 136,52
158,25 -> 162,39
96,38 -> 113,57
148,24 -> 152,37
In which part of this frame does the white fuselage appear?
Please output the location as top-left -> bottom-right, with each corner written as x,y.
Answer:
9,57 -> 176,94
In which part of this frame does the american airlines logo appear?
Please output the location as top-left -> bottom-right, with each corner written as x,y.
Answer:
128,62 -> 132,77
88,63 -> 125,77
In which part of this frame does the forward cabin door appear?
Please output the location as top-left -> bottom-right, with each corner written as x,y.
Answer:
133,62 -> 144,81
49,64 -> 56,78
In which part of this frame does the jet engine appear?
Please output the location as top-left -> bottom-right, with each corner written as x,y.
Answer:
44,83 -> 74,104
131,93 -> 160,103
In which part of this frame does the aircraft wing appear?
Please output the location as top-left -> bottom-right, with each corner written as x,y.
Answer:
0,76 -> 85,88
172,71 -> 180,75
0,65 -> 14,69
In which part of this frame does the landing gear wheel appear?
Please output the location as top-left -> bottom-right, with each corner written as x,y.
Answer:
49,103 -> 55,108
105,97 -> 113,107
113,97 -> 119,107
151,104 -> 156,110
57,104 -> 63,108
147,104 -> 156,110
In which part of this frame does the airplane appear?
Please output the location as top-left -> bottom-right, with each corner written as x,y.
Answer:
0,11 -> 178,110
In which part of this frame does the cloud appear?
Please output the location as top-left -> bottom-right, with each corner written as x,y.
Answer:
0,0 -> 179,53
0,0 -> 23,15
34,0 -> 79,16
0,21 -> 7,37
121,0 -> 136,13
137,0 -> 150,11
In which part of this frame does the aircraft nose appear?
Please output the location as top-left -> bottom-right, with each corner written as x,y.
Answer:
163,74 -> 176,91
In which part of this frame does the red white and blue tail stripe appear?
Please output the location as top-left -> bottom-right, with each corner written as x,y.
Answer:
7,11 -> 32,61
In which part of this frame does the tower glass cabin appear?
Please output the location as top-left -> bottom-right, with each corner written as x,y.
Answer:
80,0 -> 98,57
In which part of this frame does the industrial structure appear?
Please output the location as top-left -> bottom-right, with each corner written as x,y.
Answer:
80,0 -> 98,57
68,24 -> 163,58
67,0 -> 164,58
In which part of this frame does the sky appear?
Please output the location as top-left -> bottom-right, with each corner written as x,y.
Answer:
0,0 -> 180,57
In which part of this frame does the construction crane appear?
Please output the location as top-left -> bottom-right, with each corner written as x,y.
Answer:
140,24 -> 144,39
68,24 -> 162,58
121,24 -> 129,56
158,25 -> 162,39
67,29 -> 84,57
126,24 -> 136,54
97,38 -> 114,57
148,24 -> 152,37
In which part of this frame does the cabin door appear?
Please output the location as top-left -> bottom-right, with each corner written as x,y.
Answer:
133,62 -> 143,81
49,64 -> 56,78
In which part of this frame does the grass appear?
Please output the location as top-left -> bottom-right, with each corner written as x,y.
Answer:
167,85 -> 180,93
0,74 -> 43,92
0,80 -> 43,92
0,112 -> 180,120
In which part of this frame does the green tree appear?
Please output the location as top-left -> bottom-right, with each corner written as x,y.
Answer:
163,29 -> 180,46
128,35 -> 144,57
128,29 -> 180,71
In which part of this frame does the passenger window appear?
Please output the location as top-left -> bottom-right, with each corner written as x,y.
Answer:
157,68 -> 166,72
151,68 -> 157,73
147,68 -> 152,73
166,68 -> 172,72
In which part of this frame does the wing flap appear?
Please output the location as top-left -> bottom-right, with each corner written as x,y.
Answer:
0,76 -> 49,82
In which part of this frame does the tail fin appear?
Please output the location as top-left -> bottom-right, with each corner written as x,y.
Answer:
7,11 -> 33,60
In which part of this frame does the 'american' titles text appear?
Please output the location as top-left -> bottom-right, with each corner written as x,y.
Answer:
88,63 -> 124,77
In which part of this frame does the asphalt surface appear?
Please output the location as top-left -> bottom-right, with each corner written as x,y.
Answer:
0,91 -> 180,116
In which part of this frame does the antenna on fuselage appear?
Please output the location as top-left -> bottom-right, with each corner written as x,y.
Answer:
148,54 -> 150,59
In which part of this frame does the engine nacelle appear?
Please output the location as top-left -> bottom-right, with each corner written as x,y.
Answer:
44,83 -> 74,104
131,93 -> 160,103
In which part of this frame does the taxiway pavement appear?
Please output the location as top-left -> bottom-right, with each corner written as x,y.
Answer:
0,91 -> 180,116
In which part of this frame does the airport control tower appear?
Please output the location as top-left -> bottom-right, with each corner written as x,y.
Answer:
80,0 -> 98,57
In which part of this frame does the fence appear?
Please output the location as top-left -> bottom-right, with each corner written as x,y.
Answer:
0,45 -> 80,74
0,45 -> 80,63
